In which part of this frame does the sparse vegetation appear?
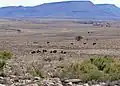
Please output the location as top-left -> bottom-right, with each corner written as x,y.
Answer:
0,51 -> 13,60
1,19 -> 120,86
28,61 -> 44,78
0,51 -> 12,72
0,60 -> 6,71
55,56 -> 120,82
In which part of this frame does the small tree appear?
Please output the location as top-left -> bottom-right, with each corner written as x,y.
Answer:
75,36 -> 83,41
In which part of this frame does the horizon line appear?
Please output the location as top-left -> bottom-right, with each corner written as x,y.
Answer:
0,1 -> 119,8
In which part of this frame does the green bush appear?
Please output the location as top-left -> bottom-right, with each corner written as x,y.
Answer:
56,56 -> 120,81
0,60 -> 6,71
81,70 -> 105,82
103,62 -> 120,80
89,56 -> 114,71
56,61 -> 100,80
78,62 -> 98,73
0,51 -> 12,71
0,51 -> 13,60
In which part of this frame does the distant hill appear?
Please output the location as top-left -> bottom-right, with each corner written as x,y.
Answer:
32,1 -> 110,18
96,4 -> 120,17
0,1 -> 120,19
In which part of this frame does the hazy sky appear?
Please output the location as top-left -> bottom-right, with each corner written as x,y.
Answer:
0,0 -> 120,7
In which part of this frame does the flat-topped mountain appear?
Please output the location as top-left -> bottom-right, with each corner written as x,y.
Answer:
0,1 -> 120,19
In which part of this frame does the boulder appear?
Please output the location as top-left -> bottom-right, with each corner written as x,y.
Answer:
64,79 -> 82,84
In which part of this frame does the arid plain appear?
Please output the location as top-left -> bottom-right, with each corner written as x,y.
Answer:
1,19 -> 120,83
1,19 -> 120,58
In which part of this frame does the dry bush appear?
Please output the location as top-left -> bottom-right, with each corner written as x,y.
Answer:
27,61 -> 45,78
55,56 -> 120,82
75,36 -> 83,41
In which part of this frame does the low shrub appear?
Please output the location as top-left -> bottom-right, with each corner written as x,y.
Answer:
103,62 -> 120,81
0,51 -> 13,60
89,56 -> 114,71
81,69 -> 105,82
28,61 -> 44,78
0,60 -> 6,71
56,61 -> 100,80
0,51 -> 12,72
56,56 -> 120,81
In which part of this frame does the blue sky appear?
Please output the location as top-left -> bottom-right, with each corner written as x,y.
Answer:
0,0 -> 120,7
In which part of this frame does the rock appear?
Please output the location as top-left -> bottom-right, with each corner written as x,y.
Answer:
76,85 -> 83,86
92,84 -> 101,86
0,77 -> 7,84
26,83 -> 39,86
66,82 -> 73,86
115,80 -> 120,85
0,77 -> 4,80
64,79 -> 82,84
91,80 -> 98,84
83,83 -> 89,86
100,82 -> 106,86
11,82 -> 24,86
111,81 -> 120,85
9,75 -> 16,79
41,78 -> 63,86
34,77 -> 40,81
105,81 -> 113,86
0,84 -> 6,86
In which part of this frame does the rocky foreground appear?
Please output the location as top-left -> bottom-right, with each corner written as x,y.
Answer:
0,75 -> 120,86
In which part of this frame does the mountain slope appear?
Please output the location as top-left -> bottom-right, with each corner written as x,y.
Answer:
31,1 -> 110,18
96,4 -> 120,17
0,1 -> 119,19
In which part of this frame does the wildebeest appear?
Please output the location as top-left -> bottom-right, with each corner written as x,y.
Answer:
53,50 -> 57,53
43,49 -> 47,53
61,51 -> 64,54
93,43 -> 96,45
17,29 -> 21,33
50,51 -> 53,53
31,51 -> 36,54
61,51 -> 66,54
47,42 -> 50,44
63,52 -> 67,54
71,43 -> 74,45
83,43 -> 87,45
